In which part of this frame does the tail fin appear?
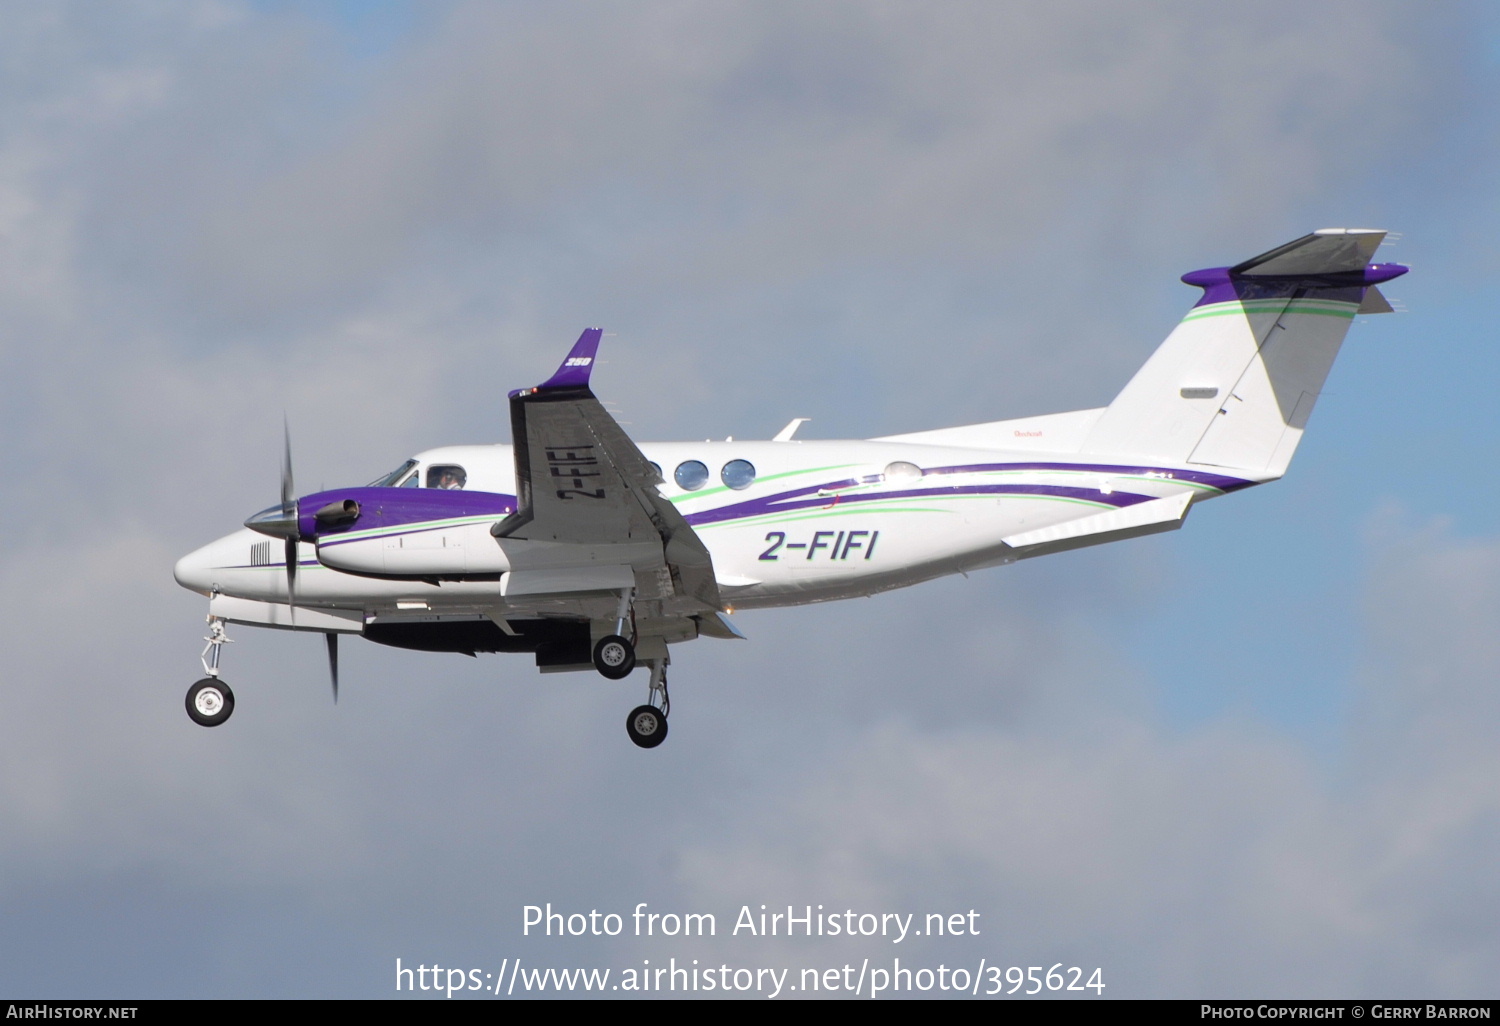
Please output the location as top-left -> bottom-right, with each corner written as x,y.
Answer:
1082,229 -> 1405,476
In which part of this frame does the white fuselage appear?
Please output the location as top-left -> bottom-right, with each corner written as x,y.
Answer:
175,429 -> 1265,628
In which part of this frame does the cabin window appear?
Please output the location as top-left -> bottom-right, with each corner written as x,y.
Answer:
427,465 -> 467,490
368,459 -> 418,488
674,460 -> 709,491
721,459 -> 756,490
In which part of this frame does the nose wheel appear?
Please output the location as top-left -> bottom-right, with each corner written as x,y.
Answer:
186,677 -> 235,727
187,613 -> 236,727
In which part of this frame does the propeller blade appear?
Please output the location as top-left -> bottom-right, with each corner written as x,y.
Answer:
325,633 -> 339,704
284,537 -> 298,618
281,417 -> 294,510
281,419 -> 298,621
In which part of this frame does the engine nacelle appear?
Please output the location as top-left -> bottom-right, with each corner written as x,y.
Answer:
317,521 -> 511,576
297,487 -> 517,576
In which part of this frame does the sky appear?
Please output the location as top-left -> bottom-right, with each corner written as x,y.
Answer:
0,0 -> 1497,1000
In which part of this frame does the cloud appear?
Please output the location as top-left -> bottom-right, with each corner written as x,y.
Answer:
0,0 -> 1488,998
670,519 -> 1500,996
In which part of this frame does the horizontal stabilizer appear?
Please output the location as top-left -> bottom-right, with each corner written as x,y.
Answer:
1232,228 -> 1385,276
1002,492 -> 1193,560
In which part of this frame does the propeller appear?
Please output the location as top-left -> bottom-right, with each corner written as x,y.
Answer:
241,422 -> 304,615
245,423 -> 345,705
325,633 -> 339,704
281,419 -> 298,615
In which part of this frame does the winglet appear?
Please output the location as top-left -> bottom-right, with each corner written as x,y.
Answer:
511,328 -> 603,397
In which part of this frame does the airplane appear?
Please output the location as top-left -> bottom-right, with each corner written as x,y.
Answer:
174,228 -> 1406,748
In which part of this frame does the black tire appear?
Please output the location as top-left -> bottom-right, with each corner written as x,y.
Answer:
186,677 -> 235,727
592,635 -> 636,680
626,705 -> 667,748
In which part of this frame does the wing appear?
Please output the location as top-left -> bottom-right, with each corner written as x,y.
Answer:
492,329 -> 721,612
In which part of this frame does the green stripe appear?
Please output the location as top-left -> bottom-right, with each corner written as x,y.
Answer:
1182,300 -> 1356,323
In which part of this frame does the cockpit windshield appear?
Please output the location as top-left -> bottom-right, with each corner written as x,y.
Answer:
367,459 -> 418,488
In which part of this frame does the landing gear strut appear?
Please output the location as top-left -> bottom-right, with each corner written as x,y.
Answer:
593,587 -> 637,680
625,657 -> 670,749
187,614 -> 235,727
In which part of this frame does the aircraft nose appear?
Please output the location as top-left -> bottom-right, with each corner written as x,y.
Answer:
173,543 -> 216,595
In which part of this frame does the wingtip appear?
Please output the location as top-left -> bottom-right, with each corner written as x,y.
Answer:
535,327 -> 604,391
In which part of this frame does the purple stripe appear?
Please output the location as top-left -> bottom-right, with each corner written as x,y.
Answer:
297,462 -> 1244,540
924,461 -> 1253,493
681,460 -> 1247,529
684,483 -> 1155,528
298,487 -> 516,540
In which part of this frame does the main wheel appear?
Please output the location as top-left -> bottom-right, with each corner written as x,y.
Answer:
626,705 -> 668,748
186,677 -> 235,727
592,635 -> 636,680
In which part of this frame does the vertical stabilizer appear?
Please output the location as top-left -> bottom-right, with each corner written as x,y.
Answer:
1082,229 -> 1405,476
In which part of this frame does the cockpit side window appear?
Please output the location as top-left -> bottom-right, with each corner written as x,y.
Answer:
427,464 -> 467,490
367,459 -> 418,488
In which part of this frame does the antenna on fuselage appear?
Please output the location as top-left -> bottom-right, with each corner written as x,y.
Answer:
773,418 -> 811,442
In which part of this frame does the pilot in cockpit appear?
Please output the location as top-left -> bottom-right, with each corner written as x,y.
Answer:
427,465 -> 467,490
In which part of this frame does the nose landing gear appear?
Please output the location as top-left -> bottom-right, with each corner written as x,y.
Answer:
187,614 -> 235,727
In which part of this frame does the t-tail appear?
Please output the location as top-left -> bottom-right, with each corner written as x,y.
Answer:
1081,229 -> 1406,477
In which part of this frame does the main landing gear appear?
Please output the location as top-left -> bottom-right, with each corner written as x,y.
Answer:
626,658 -> 670,750
187,615 -> 236,727
592,634 -> 635,679
596,587 -> 670,749
592,587 -> 638,678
